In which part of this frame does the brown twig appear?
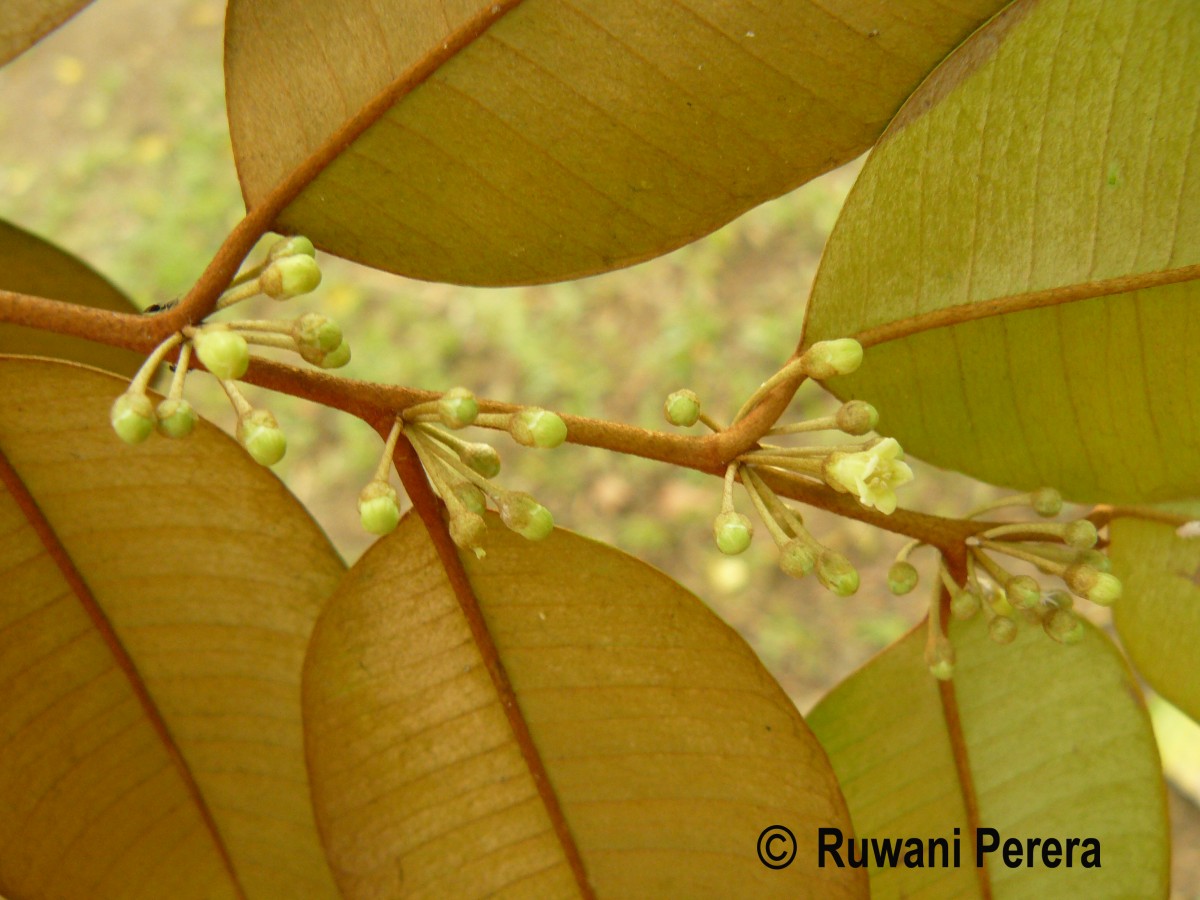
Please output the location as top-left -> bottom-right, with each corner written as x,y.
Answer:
0,284 -> 986,553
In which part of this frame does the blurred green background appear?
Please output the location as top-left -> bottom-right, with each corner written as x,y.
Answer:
1,0 -> 1196,892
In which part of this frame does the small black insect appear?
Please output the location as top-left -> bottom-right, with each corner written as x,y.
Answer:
143,297 -> 180,314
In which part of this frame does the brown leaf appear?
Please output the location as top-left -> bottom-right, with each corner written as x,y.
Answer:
0,1 -> 91,65
225,0 -> 1008,286
0,221 -> 143,376
0,358 -> 344,899
303,512 -> 863,897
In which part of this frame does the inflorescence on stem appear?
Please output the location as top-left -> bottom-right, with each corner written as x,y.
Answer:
356,387 -> 569,558
101,246 -> 1120,685
108,235 -> 342,465
891,486 -> 1122,679
661,338 -> 1122,681
665,337 -> 911,598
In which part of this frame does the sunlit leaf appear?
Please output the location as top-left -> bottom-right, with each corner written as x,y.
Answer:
802,0 -> 1200,503
303,513 -> 863,897
225,0 -> 1008,286
1111,504 -> 1200,724
0,357 -> 343,899
0,221 -> 143,376
808,616 -> 1167,898
0,1 -> 91,65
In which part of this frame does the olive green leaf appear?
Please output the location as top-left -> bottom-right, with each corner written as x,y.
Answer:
808,615 -> 1167,898
0,221 -> 143,376
225,0 -> 1008,286
1,1 -> 91,65
303,512 -> 863,898
1111,504 -> 1200,724
0,357 -> 343,899
802,0 -> 1200,503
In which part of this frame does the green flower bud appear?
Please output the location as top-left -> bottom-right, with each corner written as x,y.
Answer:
260,254 -> 322,299
498,492 -> 554,541
1030,487 -> 1063,517
664,389 -> 701,427
887,561 -> 918,595
358,481 -> 401,535
438,387 -> 478,429
1086,572 -> 1122,607
712,511 -> 753,555
779,539 -> 817,578
449,509 -> 487,555
816,549 -> 858,596
155,398 -> 197,439
1064,563 -> 1099,597
319,341 -> 351,369
835,400 -> 879,436
293,313 -> 343,354
237,409 -> 287,466
1006,575 -> 1041,609
924,638 -> 955,681
461,442 -> 501,479
950,588 -> 982,620
194,329 -> 250,381
988,615 -> 1018,645
510,408 -> 567,449
1043,607 -> 1085,645
268,235 -> 316,260
110,392 -> 156,444
452,482 -> 487,515
800,338 -> 863,380
1064,520 -> 1098,550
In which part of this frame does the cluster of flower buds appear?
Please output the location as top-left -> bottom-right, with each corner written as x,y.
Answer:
725,340 -> 913,514
357,388 -> 568,556
189,232 -> 347,374
109,235 -> 341,467
214,236 -> 324,309
664,339 -> 913,595
109,333 -> 196,444
891,487 -> 1122,680
201,311 -> 350,371
663,339 -> 900,595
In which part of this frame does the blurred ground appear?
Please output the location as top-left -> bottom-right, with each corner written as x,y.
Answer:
1,1 -> 1196,895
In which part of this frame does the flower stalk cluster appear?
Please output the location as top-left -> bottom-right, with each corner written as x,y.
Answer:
896,487 -> 1122,679
666,338 -> 911,596
357,387 -> 568,556
108,235 -> 337,466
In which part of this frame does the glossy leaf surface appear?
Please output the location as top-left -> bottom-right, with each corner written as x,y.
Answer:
226,0 -> 1007,286
0,221 -> 143,376
803,0 -> 1200,502
1111,506 -> 1200,724
303,512 -> 863,897
0,358 -> 344,899
808,616 -> 1167,898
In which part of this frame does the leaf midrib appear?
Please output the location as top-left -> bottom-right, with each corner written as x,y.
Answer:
936,668 -> 993,899
0,444 -> 247,899
233,0 -> 530,231
801,261 -> 1200,352
390,434 -> 597,898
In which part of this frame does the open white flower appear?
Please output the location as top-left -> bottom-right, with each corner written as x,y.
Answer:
824,438 -> 914,515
